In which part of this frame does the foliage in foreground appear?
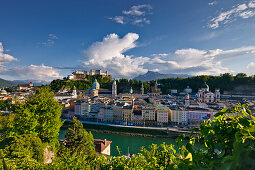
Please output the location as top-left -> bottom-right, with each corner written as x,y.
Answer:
0,86 -> 254,169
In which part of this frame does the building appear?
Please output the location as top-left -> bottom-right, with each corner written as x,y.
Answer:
141,82 -> 144,95
197,82 -> 220,103
148,80 -> 161,96
68,69 -> 111,80
142,105 -> 156,121
156,105 -> 169,124
112,79 -> 117,98
104,105 -> 114,122
184,86 -> 192,94
122,105 -> 133,123
188,108 -> 217,126
94,139 -> 112,156
55,87 -> 77,100
171,110 -> 182,124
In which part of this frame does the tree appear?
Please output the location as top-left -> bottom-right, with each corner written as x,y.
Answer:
65,117 -> 96,158
13,86 -> 63,146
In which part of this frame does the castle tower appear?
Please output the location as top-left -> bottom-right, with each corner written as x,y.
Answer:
112,79 -> 117,98
141,82 -> 144,95
215,89 -> 220,102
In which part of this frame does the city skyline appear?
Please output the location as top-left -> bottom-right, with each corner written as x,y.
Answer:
0,0 -> 255,80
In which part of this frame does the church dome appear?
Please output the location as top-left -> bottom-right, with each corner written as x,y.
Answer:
0,89 -> 7,94
92,79 -> 100,89
202,82 -> 209,92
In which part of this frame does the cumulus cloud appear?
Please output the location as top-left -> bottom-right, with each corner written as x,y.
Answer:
1,64 -> 62,80
0,42 -> 18,65
0,42 -> 62,80
108,4 -> 152,26
82,33 -> 149,78
81,33 -> 255,78
209,1 -> 255,29
247,62 -> 255,75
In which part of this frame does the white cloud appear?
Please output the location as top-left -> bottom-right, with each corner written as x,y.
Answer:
82,33 -> 149,78
209,2 -> 255,29
108,4 -> 152,26
1,64 -> 62,80
248,1 -> 255,8
39,34 -> 58,47
0,42 -> 62,80
239,10 -> 255,18
0,42 -> 18,65
208,1 -> 217,6
247,62 -> 255,75
108,16 -> 125,24
123,4 -> 152,16
81,33 -> 255,78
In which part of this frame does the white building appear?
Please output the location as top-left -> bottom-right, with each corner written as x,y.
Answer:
197,82 -> 220,103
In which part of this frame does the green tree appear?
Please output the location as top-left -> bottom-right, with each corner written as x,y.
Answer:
13,86 -> 63,146
65,117 -> 96,157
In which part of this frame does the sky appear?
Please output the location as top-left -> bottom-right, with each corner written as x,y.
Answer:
0,0 -> 255,80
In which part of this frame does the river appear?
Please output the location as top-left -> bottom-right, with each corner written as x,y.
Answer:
59,129 -> 177,156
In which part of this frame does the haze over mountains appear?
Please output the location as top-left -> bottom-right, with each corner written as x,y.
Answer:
133,71 -> 190,81
0,79 -> 50,88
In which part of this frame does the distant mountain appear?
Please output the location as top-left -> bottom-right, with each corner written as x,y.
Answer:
133,71 -> 190,81
0,78 -> 18,88
13,80 -> 51,86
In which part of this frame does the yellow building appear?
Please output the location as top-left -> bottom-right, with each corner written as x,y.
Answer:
122,105 -> 133,123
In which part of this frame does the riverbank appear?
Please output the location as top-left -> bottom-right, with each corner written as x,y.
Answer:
61,119 -> 194,139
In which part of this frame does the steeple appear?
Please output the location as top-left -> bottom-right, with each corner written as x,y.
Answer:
130,87 -> 133,94
112,79 -> 117,98
141,82 -> 144,95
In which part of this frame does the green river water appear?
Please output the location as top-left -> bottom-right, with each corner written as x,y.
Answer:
59,129 -> 177,156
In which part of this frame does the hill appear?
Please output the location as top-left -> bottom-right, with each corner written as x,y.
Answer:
0,78 -> 18,88
133,71 -> 190,81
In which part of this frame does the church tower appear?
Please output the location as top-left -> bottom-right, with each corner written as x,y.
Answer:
185,93 -> 190,108
141,82 -> 144,95
72,86 -> 77,99
112,79 -> 117,98
215,89 -> 220,102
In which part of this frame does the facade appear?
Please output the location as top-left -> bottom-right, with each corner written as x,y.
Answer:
142,105 -> 156,121
104,105 -> 114,122
156,105 -> 169,124
55,87 -> 77,100
112,79 -> 117,98
148,80 -> 161,96
68,69 -> 111,80
94,139 -> 112,156
197,82 -> 220,103
113,105 -> 123,122
122,105 -> 133,123
171,110 -> 183,124
188,110 -> 217,125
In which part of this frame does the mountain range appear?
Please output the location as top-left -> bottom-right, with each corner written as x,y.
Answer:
133,71 -> 190,81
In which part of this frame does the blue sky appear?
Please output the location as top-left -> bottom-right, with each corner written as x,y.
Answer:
0,0 -> 255,80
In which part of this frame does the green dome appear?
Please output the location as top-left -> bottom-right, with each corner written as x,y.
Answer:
0,89 -> 7,93
92,79 -> 100,87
